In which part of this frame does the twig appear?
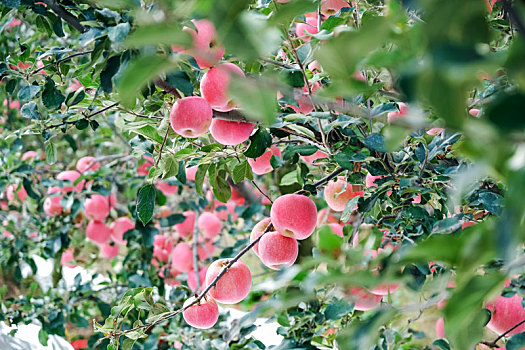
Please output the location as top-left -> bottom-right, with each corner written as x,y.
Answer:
282,25 -> 311,94
213,110 -> 255,123
192,213 -> 201,292
260,58 -> 296,70
500,0 -> 525,46
31,51 -> 93,75
376,214 -> 396,227
481,318 -> 525,348
251,180 -> 273,204
155,79 -> 182,98
44,102 -> 119,130
115,222 -> 275,338
155,127 -> 170,167
41,0 -> 88,33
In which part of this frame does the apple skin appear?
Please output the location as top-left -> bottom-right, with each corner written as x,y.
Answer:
60,248 -> 77,268
247,146 -> 282,175
197,212 -> 222,239
110,217 -> 135,245
321,0 -> 350,17
210,119 -> 255,146
205,259 -> 252,304
76,156 -> 100,173
436,317 -> 445,338
349,287 -> 382,311
57,170 -> 84,192
86,220 -> 111,245
270,194 -> 317,240
169,96 -> 213,138
21,151 -> 38,161
258,231 -> 299,270
184,19 -> 225,69
6,184 -> 27,203
44,187 -> 63,216
324,177 -> 363,212
101,244 -> 119,259
302,150 -> 328,165
387,102 -> 409,123
250,218 -> 272,257
84,194 -> 110,221
295,15 -> 318,42
171,242 -> 194,273
200,62 -> 245,111
486,294 -> 525,336
174,211 -> 196,238
187,267 -> 208,292
157,181 -> 178,196
182,296 -> 219,329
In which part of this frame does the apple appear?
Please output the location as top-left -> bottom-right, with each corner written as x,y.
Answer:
270,194 -> 317,240
182,296 -> 219,329
170,96 -> 213,138
205,259 -> 252,304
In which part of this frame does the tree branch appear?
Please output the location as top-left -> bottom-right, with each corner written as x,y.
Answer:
154,79 -> 182,98
500,0 -> 525,46
192,213 -> 201,292
31,51 -> 93,75
45,102 -> 119,130
42,0 -> 88,33
481,318 -> 525,348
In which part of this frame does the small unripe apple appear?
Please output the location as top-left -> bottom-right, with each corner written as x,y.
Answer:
76,156 -> 101,173
170,96 -> 213,138
84,194 -> 110,221
200,62 -> 245,111
210,119 -> 255,146
182,296 -> 219,329
258,231 -> 299,270
270,194 -> 317,240
175,211 -> 196,238
247,146 -> 281,175
197,212 -> 222,239
205,259 -> 252,304
86,220 -> 111,245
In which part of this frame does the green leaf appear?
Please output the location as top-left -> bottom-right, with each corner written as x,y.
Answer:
340,196 -> 360,222
108,22 -> 130,42
17,85 -> 41,102
229,75 -> 276,124
364,133 -> 386,153
137,184 -> 156,225
325,301 -> 353,320
318,225 -> 343,251
38,329 -> 48,346
161,156 -> 179,179
244,128 -> 272,158
233,160 -> 253,184
42,78 -> 65,110
166,71 -> 194,96
100,54 -> 121,94
122,338 -> 137,350
45,142 -> 57,165
130,125 -> 164,144
20,101 -> 40,120
432,339 -> 450,350
210,169 -> 231,203
75,119 -> 89,130
485,92 -> 525,132
507,332 -> 525,350
1,0 -> 20,8
119,55 -> 176,108
125,23 -> 192,47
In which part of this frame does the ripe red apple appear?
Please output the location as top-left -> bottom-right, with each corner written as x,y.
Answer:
302,150 -> 328,164
60,248 -> 77,268
247,145 -> 281,175
84,194 -> 110,221
316,208 -> 340,227
76,156 -> 100,173
250,218 -> 272,257
44,187 -> 63,216
186,166 -> 198,182
86,220 -> 111,245
205,259 -> 252,304
157,181 -> 178,196
171,242 -> 194,273
101,243 -> 119,259
295,15 -> 318,42
324,177 -> 363,212
184,19 -> 225,69
349,287 -> 382,311
57,170 -> 84,192
197,212 -> 222,239
387,102 -> 409,123
214,200 -> 239,221
6,184 -> 27,203
258,231 -> 299,270
436,317 -> 445,338
486,294 -> 525,335
110,217 -> 135,245
182,296 -> 219,329
270,194 -> 317,240
200,62 -> 245,111
427,128 -> 444,136
170,96 -> 213,138
469,108 -> 480,117
21,151 -> 38,161
210,119 -> 255,146
137,156 -> 154,177
321,0 -> 350,17
187,267 -> 208,292
175,211 -> 196,238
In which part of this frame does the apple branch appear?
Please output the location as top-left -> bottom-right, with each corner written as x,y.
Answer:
30,51 -> 93,76
192,213 -> 201,292
500,0 -> 525,46
481,317 -> 525,348
107,167 -> 345,340
41,0 -> 88,33
44,102 -> 119,130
